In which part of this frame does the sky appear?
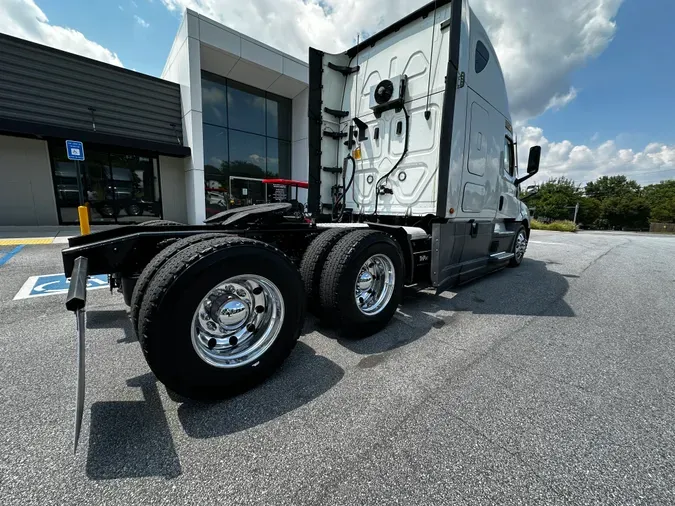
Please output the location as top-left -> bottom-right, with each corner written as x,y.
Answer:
1,0 -> 674,187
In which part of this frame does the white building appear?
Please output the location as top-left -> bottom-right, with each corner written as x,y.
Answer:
161,10 -> 310,224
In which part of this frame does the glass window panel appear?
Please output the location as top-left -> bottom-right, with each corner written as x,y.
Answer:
49,142 -> 162,224
266,138 -> 291,178
52,155 -> 80,208
266,96 -> 292,140
475,41 -> 490,74
108,154 -> 162,222
203,125 -> 229,217
82,151 -> 116,223
227,81 -> 266,135
229,130 -> 266,179
153,159 -> 160,203
202,77 -> 228,127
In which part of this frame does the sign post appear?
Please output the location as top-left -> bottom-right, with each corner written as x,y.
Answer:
66,141 -> 90,234
66,140 -> 86,205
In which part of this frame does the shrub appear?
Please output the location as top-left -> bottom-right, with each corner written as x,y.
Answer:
531,219 -> 577,232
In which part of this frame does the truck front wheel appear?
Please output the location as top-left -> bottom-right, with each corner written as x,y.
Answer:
320,230 -> 404,337
137,236 -> 305,400
508,225 -> 528,267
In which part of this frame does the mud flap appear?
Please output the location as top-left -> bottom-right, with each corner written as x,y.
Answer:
65,256 -> 88,453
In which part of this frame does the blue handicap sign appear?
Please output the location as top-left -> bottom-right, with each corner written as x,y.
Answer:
14,273 -> 109,300
66,140 -> 85,161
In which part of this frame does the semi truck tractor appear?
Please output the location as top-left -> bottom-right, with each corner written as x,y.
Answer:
62,0 -> 542,445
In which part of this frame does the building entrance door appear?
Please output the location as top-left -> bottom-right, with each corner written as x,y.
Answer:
51,142 -> 162,225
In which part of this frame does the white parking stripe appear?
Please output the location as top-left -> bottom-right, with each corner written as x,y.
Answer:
13,276 -> 41,300
529,241 -> 565,245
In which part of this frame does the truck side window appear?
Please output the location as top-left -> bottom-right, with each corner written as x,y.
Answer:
504,137 -> 515,177
475,41 -> 490,73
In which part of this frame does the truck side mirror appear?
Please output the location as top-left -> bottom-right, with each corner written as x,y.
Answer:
527,146 -> 541,175
515,145 -> 541,186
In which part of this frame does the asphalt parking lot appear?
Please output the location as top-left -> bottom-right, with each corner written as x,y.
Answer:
1,230 -> 674,505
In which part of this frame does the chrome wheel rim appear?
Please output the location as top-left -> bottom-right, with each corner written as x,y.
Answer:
191,275 -> 284,368
354,254 -> 396,315
515,231 -> 528,261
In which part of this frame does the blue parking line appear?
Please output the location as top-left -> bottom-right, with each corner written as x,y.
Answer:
0,245 -> 24,267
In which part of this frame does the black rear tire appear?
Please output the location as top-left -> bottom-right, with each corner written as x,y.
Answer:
120,220 -> 186,307
320,229 -> 404,338
299,227 -> 354,316
137,236 -> 305,400
140,219 -> 183,226
129,233 -> 230,341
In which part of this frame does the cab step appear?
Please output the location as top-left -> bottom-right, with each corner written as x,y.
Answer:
493,230 -> 515,238
489,252 -> 514,263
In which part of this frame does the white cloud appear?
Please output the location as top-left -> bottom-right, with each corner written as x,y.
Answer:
472,0 -> 622,120
517,125 -> 675,186
118,4 -> 124,10
134,14 -> 149,28
544,87 -> 579,113
0,0 -> 123,66
248,154 -> 265,164
131,0 -> 138,7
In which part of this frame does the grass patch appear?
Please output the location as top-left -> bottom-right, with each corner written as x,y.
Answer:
531,219 -> 577,232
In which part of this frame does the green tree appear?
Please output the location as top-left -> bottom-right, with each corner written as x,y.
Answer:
577,197 -> 601,225
526,177 -> 582,221
644,180 -> 675,223
583,175 -> 648,230
600,195 -> 650,230
584,175 -> 641,201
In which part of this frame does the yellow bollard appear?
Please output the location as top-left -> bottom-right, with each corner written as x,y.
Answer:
78,206 -> 91,235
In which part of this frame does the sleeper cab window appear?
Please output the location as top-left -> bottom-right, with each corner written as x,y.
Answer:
475,40 -> 489,74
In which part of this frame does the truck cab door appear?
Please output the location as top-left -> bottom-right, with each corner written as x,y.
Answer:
497,135 -> 519,219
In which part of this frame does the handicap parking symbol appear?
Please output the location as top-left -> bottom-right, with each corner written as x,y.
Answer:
14,273 -> 109,300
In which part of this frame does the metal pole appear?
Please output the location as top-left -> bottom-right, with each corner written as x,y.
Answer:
573,202 -> 580,224
75,160 -> 85,206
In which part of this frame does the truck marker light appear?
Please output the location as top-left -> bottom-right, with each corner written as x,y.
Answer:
449,208 -> 455,214
353,147 -> 362,160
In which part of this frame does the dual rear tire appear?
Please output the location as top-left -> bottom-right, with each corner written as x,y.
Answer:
301,228 -> 404,337
130,227 -> 403,400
